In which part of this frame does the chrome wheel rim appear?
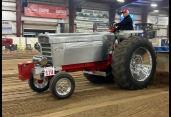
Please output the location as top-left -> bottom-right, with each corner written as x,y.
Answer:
130,47 -> 152,82
56,78 -> 71,96
33,78 -> 48,89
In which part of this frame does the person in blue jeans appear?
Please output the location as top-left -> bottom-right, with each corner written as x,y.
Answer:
34,42 -> 40,52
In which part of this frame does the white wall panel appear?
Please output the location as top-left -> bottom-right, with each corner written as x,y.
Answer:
2,11 -> 16,21
134,15 -> 141,20
2,0 -> 16,2
2,6 -> 15,11
23,25 -> 57,30
2,35 -> 17,37
20,37 -> 26,46
115,19 -> 120,23
115,14 -> 120,19
22,15 -> 69,23
156,29 -> 167,37
81,2 -> 109,11
148,15 -> 168,37
11,22 -> 17,33
11,22 -> 22,34
13,37 -> 20,44
2,2 -> 16,6
2,22 -> 22,36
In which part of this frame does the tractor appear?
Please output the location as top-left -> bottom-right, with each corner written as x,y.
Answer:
2,38 -> 13,50
18,20 -> 159,99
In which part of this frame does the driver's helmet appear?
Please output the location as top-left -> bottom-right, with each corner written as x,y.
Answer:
122,9 -> 129,14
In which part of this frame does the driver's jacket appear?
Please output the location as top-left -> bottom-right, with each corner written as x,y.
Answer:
116,15 -> 134,30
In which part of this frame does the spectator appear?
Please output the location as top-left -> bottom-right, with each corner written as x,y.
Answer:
34,42 -> 40,52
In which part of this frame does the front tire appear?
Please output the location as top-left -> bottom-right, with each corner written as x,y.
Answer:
49,72 -> 75,99
28,76 -> 49,93
111,36 -> 156,90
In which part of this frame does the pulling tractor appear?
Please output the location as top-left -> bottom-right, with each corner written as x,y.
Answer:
18,23 -> 158,99
2,38 -> 13,50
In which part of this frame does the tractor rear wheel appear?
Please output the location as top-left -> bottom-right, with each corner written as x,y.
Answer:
111,36 -> 156,90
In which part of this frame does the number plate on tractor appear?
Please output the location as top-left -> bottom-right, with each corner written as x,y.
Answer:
44,67 -> 55,76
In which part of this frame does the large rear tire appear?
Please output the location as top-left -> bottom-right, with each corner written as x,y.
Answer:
111,36 -> 156,90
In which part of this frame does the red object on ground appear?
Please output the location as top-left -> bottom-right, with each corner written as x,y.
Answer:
18,62 -> 34,80
2,38 -> 13,46
24,3 -> 67,19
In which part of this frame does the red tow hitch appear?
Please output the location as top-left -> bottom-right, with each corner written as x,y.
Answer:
18,62 -> 34,81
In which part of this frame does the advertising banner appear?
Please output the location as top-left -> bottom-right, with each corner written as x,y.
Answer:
2,21 -> 12,34
76,9 -> 109,22
24,3 -> 67,19
93,23 -> 109,32
147,16 -> 168,25
76,29 -> 93,33
75,20 -> 93,28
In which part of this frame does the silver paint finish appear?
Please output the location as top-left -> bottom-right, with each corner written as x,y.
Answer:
38,31 -> 143,66
38,32 -> 116,66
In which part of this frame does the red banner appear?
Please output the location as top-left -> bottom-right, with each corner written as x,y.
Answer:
24,4 -> 67,19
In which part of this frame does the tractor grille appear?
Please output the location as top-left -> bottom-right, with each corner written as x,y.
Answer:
38,36 -> 49,43
40,43 -> 52,63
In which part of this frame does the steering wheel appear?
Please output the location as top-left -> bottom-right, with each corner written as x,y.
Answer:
109,22 -> 116,30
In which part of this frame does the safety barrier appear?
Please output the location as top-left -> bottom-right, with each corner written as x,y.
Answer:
150,38 -> 169,52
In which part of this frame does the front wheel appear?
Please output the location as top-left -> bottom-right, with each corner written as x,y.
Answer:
111,36 -> 156,90
49,72 -> 75,99
28,75 -> 49,93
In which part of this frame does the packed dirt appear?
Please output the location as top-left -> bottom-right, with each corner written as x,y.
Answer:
2,52 -> 169,117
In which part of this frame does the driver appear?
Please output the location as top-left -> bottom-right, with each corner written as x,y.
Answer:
115,9 -> 134,31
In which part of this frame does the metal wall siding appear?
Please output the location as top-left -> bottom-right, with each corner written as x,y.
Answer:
27,0 -> 68,7
23,25 -> 57,30
81,2 -> 109,11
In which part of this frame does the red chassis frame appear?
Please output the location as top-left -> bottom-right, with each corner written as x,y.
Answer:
18,54 -> 112,81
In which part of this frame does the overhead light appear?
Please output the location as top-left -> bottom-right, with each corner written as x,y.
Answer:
154,10 -> 159,12
151,4 -> 157,7
117,0 -> 124,2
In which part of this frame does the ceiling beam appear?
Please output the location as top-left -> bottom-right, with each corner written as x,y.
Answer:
74,0 -> 90,7
110,0 -> 137,9
77,0 -> 137,9
142,0 -> 169,13
81,0 -> 112,4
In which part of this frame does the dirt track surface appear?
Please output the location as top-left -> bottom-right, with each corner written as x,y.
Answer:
2,51 -> 39,60
2,53 -> 169,117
